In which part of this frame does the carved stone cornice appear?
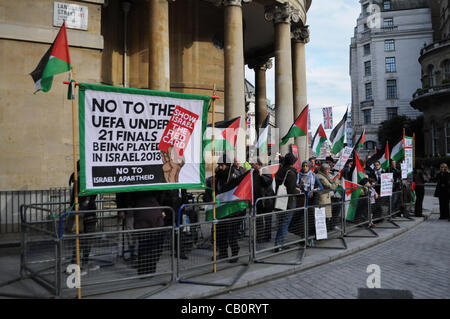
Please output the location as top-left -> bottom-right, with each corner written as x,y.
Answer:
248,58 -> 273,71
223,0 -> 252,6
264,3 -> 301,25
292,25 -> 310,43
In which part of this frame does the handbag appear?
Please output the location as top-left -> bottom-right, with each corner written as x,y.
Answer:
274,171 -> 292,211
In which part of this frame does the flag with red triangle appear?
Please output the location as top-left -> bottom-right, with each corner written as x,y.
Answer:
262,163 -> 280,193
380,141 -> 390,171
204,116 -> 241,151
30,21 -> 71,93
355,129 -> 366,151
311,124 -> 328,157
280,105 -> 308,146
205,170 -> 253,221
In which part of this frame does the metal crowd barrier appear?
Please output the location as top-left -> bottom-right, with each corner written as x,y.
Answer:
176,200 -> 251,287
343,186 -> 377,238
20,204 -> 175,298
307,193 -> 347,250
1,188 -> 70,233
252,193 -> 307,265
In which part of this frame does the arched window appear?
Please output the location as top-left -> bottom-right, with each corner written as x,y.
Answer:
446,119 -> 450,155
442,60 -> 450,82
428,65 -> 435,87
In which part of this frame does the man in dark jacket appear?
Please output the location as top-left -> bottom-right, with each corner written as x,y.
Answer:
132,190 -> 166,275
274,153 -> 300,250
66,161 -> 98,270
252,159 -> 274,243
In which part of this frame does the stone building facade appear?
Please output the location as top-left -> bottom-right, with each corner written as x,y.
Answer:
0,0 -> 312,190
350,0 -> 433,156
411,0 -> 450,157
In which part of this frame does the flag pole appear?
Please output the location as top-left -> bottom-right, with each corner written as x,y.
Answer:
70,67 -> 82,299
211,84 -> 218,273
413,132 -> 416,170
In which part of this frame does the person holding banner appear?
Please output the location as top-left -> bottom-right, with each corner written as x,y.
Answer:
434,163 -> 450,220
314,164 -> 339,232
66,161 -> 98,273
132,190 -> 166,275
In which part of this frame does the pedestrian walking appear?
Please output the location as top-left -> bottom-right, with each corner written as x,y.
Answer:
413,165 -> 426,217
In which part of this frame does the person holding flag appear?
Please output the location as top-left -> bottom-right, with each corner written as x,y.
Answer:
280,106 -> 308,146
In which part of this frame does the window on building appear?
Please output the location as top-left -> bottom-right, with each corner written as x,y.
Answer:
364,23 -> 369,31
387,107 -> 398,120
384,1 -> 391,10
446,120 -> 450,155
365,82 -> 373,100
428,64 -> 435,86
383,18 -> 394,28
364,43 -> 371,56
385,39 -> 395,51
364,61 -> 371,76
363,110 -> 372,125
363,3 -> 369,15
442,60 -> 450,82
387,79 -> 397,99
432,121 -> 439,156
385,57 -> 396,72
365,141 -> 376,150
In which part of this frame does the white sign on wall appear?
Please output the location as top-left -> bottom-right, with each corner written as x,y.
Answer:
53,2 -> 88,31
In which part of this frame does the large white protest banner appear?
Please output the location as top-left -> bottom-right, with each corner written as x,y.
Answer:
404,136 -> 414,176
380,173 -> 393,197
314,207 -> 328,240
78,83 -> 210,195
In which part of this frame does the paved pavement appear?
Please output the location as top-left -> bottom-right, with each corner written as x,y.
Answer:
212,213 -> 450,299
0,190 -> 447,299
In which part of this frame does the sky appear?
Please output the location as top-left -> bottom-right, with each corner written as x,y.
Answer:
245,0 -> 361,136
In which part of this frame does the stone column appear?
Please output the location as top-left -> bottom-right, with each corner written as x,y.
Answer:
223,0 -> 250,162
148,0 -> 170,91
265,3 -> 300,154
249,58 -> 273,128
292,25 -> 309,163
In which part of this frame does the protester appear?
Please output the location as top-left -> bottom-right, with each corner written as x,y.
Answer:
314,164 -> 339,231
309,156 -> 319,173
230,158 -> 246,181
434,163 -> 450,220
274,152 -> 300,251
368,177 -> 379,226
116,192 -> 136,261
252,159 -> 274,243
413,164 -> 426,217
390,160 -> 402,215
132,190 -> 166,275
297,161 -> 322,202
215,161 -> 242,262
343,159 -> 353,180
373,161 -> 383,184
66,161 -> 98,273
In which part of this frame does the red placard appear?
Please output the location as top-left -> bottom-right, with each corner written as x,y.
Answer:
158,105 -> 199,157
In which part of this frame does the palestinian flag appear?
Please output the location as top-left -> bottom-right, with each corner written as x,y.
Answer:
280,105 -> 308,146
391,139 -> 404,162
30,21 -> 71,93
256,115 -> 270,153
262,164 -> 280,193
311,124 -> 328,157
329,109 -> 348,155
205,170 -> 253,221
410,181 -> 416,205
355,129 -> 366,151
341,179 -> 363,222
380,141 -> 390,171
204,116 -> 241,151
353,151 -> 365,183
